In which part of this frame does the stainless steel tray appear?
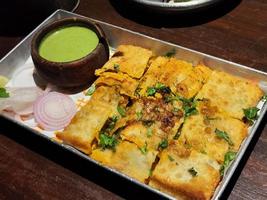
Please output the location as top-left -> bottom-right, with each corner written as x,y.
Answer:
1,9 -> 267,200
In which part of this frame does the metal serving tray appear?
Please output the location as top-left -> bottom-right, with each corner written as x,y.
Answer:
1,9 -> 267,200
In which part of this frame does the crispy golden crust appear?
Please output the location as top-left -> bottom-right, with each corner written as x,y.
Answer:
94,72 -> 139,98
95,45 -> 153,79
150,142 -> 221,200
139,58 -> 211,98
196,71 -> 263,119
91,141 -> 158,183
56,86 -> 120,154
181,110 -> 247,163
120,121 -> 163,151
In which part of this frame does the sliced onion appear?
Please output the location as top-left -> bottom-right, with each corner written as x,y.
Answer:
33,92 -> 76,131
0,87 -> 43,115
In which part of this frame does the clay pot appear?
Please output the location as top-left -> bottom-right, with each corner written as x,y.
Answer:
31,17 -> 109,93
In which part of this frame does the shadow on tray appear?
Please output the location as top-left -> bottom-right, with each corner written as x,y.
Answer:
0,111 -> 266,199
109,0 -> 242,28
0,0 -> 79,37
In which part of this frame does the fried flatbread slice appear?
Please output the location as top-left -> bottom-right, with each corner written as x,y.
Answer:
196,71 -> 263,119
95,45 -> 153,79
181,107 -> 247,163
139,57 -> 211,98
115,97 -> 184,150
56,86 -> 121,154
94,72 -> 139,98
120,121 -> 164,151
149,142 -> 220,200
91,141 -> 157,183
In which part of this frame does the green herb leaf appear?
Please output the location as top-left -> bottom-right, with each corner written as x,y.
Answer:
99,133 -> 118,150
262,95 -> 267,101
164,95 -> 198,118
168,155 -> 175,162
113,64 -> 120,71
215,129 -> 234,146
188,167 -> 197,177
165,49 -> 176,58
0,88 -> 9,98
105,115 -> 119,133
140,142 -> 148,154
243,107 -> 259,125
86,84 -> 95,96
181,98 -> 198,118
147,87 -> 157,96
147,83 -> 171,96
219,151 -> 236,176
136,111 -> 143,120
183,104 -> 198,117
117,106 -> 126,117
158,138 -> 168,150
155,82 -> 165,89
155,82 -> 171,94
146,127 -> 153,137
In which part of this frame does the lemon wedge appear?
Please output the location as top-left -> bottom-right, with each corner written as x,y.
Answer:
0,75 -> 9,87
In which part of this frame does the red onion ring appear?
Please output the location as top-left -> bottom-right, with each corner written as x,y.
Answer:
33,92 -> 76,131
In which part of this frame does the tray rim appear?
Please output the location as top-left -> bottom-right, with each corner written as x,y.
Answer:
1,9 -> 267,200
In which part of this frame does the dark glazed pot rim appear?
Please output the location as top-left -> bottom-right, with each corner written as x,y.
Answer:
31,17 -> 109,69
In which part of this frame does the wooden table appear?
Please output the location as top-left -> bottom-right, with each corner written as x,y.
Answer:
0,0 -> 266,199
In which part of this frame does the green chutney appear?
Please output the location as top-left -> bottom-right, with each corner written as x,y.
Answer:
38,26 -> 99,62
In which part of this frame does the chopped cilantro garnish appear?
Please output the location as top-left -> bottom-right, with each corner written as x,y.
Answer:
215,129 -> 234,146
243,107 -> 259,125
147,87 -> 157,96
0,88 -> 9,98
154,82 -> 171,93
113,63 -> 120,71
220,151 -> 236,176
180,97 -> 198,118
183,103 -> 198,117
168,155 -> 175,162
139,142 -> 148,154
147,83 -> 171,96
164,49 -> 176,58
164,95 -> 198,118
99,133 -> 118,150
188,167 -> 197,177
158,138 -> 168,150
105,116 -> 118,133
146,127 -> 153,137
85,84 -> 95,96
136,111 -> 143,120
117,106 -> 126,117
262,95 -> 267,101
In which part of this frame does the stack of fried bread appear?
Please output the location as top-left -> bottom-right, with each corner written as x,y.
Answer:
56,45 -> 263,200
